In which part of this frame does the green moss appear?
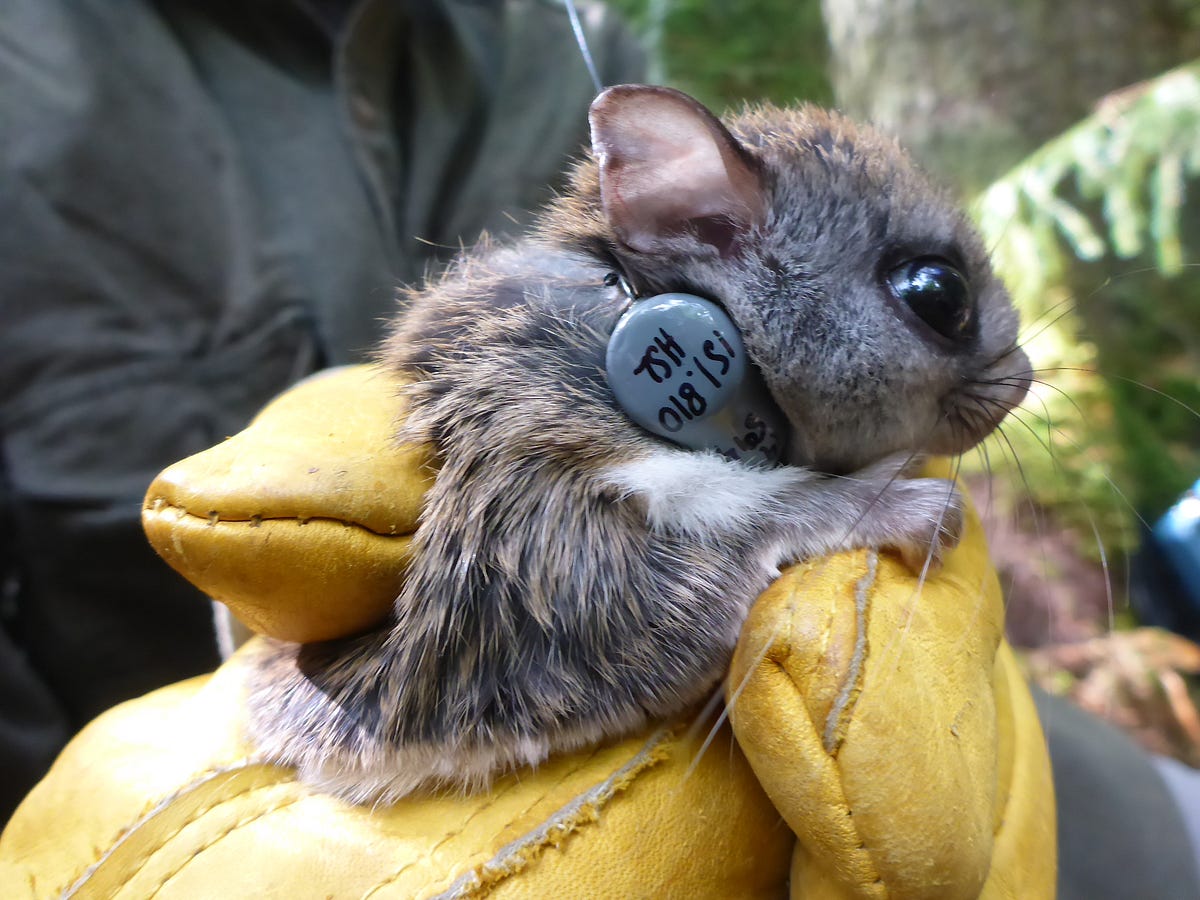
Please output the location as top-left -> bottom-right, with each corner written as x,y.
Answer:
605,0 -> 832,109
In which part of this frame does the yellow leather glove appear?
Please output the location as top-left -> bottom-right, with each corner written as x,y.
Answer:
0,365 -> 1056,899
728,499 -> 1056,898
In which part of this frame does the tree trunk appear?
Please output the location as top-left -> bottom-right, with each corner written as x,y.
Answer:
823,0 -> 1200,193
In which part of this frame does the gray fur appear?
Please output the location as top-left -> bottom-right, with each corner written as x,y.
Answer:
245,86 -> 1029,803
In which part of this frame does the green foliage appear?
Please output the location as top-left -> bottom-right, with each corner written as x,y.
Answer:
605,0 -> 832,110
977,62 -> 1200,298
973,60 -> 1200,552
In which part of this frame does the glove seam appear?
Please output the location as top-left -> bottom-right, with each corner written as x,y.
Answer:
823,550 -> 877,755
144,497 -> 415,538
417,727 -> 675,899
363,743 -> 609,897
771,646 -> 887,896
143,792 -> 302,898
760,573 -> 887,895
60,762 -> 288,898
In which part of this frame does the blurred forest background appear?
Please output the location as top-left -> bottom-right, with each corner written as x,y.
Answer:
604,0 -> 1200,763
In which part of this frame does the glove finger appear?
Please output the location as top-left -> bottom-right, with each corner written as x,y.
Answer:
727,491 -> 1009,898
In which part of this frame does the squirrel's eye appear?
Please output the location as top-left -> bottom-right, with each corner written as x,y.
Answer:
886,257 -> 973,341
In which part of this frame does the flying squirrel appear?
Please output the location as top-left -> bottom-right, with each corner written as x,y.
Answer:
245,85 -> 1030,803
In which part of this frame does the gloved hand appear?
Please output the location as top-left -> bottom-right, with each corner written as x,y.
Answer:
727,476 -> 1057,897
0,365 -> 1056,899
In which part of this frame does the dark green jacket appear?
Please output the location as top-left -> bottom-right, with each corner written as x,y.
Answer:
0,0 -> 644,818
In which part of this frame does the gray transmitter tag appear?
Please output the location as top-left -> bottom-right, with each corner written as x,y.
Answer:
606,293 -> 787,467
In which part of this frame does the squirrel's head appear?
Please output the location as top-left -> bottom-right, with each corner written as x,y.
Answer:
564,84 -> 1030,473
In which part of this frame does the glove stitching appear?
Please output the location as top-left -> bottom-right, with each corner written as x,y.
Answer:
60,762 -> 287,898
361,743 -> 605,899
143,793 -> 303,899
763,573 -> 888,897
428,729 -> 675,900
145,498 -> 415,539
823,551 -> 878,755
771,690 -> 886,897
838,553 -> 889,895
358,782 -> 521,895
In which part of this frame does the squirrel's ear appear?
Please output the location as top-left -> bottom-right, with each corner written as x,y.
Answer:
589,85 -> 766,256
